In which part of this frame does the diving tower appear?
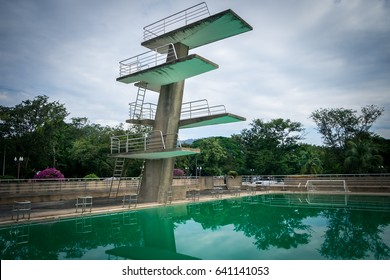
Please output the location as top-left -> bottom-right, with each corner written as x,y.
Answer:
111,2 -> 252,203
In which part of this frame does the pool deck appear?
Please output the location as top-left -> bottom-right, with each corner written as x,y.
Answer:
1,190 -> 389,226
0,190 -> 259,226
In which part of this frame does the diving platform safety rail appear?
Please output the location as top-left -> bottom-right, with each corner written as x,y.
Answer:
128,99 -> 226,122
119,43 -> 177,77
110,131 -> 200,159
126,98 -> 245,129
143,2 -> 210,41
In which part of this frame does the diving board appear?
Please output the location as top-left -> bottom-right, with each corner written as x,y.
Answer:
179,113 -> 246,129
142,9 -> 253,50
110,148 -> 200,160
117,54 -> 218,86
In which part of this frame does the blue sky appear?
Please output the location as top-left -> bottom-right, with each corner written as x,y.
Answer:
1,0 -> 389,145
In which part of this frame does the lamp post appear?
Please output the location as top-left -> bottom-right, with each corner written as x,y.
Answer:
197,166 -> 202,177
14,156 -> 23,179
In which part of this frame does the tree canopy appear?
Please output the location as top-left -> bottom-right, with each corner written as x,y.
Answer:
310,105 -> 384,149
0,96 -> 388,178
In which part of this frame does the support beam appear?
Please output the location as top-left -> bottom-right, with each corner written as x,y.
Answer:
139,43 -> 189,203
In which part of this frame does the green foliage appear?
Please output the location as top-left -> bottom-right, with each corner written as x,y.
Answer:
84,173 -> 100,180
239,118 -> 305,175
344,139 -> 383,173
228,170 -> 238,178
310,105 -> 384,149
298,145 -> 323,174
0,96 -> 388,178
0,175 -> 15,180
192,137 -> 228,176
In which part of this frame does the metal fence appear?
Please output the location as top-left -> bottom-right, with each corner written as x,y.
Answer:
143,2 -> 210,41
119,43 -> 177,77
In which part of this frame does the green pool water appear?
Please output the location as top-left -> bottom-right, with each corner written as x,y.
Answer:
1,193 -> 390,260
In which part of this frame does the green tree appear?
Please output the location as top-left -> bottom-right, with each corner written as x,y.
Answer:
298,145 -> 323,174
192,138 -> 228,176
0,95 -> 68,177
239,118 -> 305,175
310,105 -> 384,149
344,139 -> 383,173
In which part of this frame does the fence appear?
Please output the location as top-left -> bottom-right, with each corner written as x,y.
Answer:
242,174 -> 390,192
143,2 -> 210,41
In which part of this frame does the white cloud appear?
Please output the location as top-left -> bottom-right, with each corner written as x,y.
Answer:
1,0 -> 389,144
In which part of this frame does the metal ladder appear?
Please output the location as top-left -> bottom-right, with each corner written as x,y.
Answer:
132,84 -> 147,119
122,160 -> 145,208
109,158 -> 126,198
137,160 -> 145,194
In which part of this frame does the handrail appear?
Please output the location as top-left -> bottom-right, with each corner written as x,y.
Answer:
143,2 -> 210,41
181,99 -> 226,119
119,43 -> 177,77
110,131 -> 182,154
127,99 -> 227,122
129,102 -> 157,120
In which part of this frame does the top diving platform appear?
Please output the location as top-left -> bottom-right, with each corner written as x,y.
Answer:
141,3 -> 253,50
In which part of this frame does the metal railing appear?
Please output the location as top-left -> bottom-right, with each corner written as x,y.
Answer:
0,177 -> 140,196
110,130 -> 181,154
129,102 -> 157,120
241,174 -> 390,191
143,2 -> 210,41
119,43 -> 177,77
181,99 -> 226,120
127,99 -> 227,122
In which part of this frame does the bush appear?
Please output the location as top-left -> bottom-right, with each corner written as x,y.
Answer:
228,170 -> 238,178
0,175 -> 16,180
34,168 -> 65,180
173,168 -> 185,177
84,173 -> 100,180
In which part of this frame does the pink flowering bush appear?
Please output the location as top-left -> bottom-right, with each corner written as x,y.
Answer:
34,168 -> 65,180
173,168 -> 185,177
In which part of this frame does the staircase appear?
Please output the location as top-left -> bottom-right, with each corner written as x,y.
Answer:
108,158 -> 126,199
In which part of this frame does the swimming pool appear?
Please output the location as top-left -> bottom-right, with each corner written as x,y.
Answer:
1,193 -> 389,260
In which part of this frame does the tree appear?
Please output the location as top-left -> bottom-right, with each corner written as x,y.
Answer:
298,145 -> 323,174
192,138 -> 228,176
0,95 -> 68,177
344,139 -> 383,173
239,118 -> 305,175
310,105 -> 384,149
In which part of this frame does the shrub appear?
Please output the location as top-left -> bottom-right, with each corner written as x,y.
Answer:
84,173 -> 100,180
173,168 -> 185,177
228,170 -> 238,178
34,168 -> 65,180
0,175 -> 15,180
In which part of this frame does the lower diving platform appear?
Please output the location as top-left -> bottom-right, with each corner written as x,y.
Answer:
110,131 -> 200,160
142,5 -> 253,51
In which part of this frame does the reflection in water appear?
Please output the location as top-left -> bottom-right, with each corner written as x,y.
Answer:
0,193 -> 389,260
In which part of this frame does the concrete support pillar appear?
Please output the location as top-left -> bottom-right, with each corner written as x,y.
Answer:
139,43 -> 189,203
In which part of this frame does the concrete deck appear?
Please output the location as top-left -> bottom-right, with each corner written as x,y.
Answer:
1,190 -> 389,226
0,190 -> 252,226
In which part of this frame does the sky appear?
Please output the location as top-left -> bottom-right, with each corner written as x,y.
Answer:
1,0 -> 389,145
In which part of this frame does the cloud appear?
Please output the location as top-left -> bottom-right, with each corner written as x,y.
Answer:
0,0 -> 389,144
